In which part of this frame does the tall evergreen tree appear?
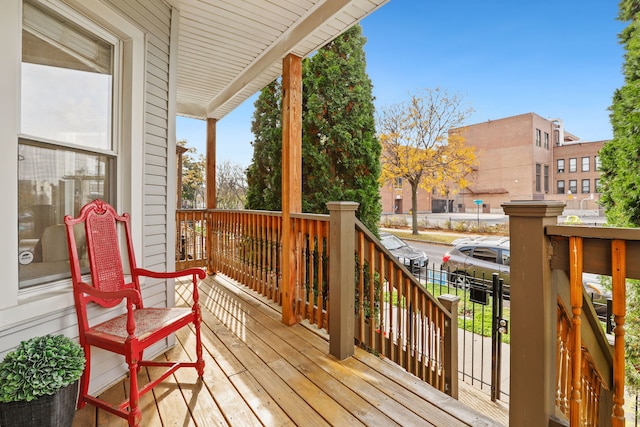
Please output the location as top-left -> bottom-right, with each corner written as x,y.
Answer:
600,0 -> 640,227
302,24 -> 381,232
600,0 -> 640,393
245,80 -> 282,211
245,24 -> 381,232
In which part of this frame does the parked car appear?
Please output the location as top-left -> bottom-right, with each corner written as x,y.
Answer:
379,232 -> 428,274
441,237 -> 511,294
442,237 -> 614,306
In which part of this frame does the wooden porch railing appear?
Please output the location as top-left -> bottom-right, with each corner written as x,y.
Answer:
204,208 -> 458,396
547,225 -> 640,427
176,209 -> 207,270
353,219 -> 458,396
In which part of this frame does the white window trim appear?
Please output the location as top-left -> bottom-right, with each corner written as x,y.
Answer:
0,0 -> 144,324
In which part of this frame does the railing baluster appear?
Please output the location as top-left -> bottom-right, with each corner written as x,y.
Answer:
569,236 -> 584,427
612,239 -> 626,426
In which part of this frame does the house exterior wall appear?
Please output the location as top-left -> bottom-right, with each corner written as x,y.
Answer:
0,0 -> 177,396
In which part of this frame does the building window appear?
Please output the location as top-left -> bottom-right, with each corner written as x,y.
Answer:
569,180 -> 577,194
595,155 -> 601,171
535,128 -> 541,147
393,177 -> 402,188
18,1 -> 116,288
557,180 -> 565,194
557,159 -> 565,173
581,157 -> 590,172
544,165 -> 549,192
582,179 -> 590,194
535,163 -> 541,192
544,132 -> 549,149
595,178 -> 601,192
569,158 -> 577,173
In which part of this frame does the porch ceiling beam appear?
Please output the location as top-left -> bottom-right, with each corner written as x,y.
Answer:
203,0 -> 355,119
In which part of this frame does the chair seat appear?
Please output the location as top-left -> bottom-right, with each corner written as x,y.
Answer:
88,307 -> 193,344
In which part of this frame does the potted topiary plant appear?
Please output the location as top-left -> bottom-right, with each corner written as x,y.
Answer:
0,334 -> 85,427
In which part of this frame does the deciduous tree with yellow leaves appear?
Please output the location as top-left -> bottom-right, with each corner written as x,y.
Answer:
378,88 -> 476,234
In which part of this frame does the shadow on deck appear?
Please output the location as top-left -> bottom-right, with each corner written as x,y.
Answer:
73,273 -> 504,426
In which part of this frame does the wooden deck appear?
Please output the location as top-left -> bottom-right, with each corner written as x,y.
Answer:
72,274 -> 503,426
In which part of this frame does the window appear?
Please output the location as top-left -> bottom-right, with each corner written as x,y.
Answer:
557,180 -> 565,194
557,159 -> 565,173
393,177 -> 402,188
18,1 -> 116,288
472,247 -> 498,263
595,155 -> 601,171
535,163 -> 541,192
581,157 -> 590,172
569,180 -> 577,194
535,129 -> 541,147
544,165 -> 549,193
595,178 -> 601,192
569,158 -> 577,173
501,249 -> 510,266
582,179 -> 590,194
544,132 -> 549,149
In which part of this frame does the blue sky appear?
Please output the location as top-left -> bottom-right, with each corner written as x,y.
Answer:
177,1 -> 626,168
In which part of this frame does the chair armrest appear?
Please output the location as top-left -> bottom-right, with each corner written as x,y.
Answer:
75,281 -> 142,306
134,267 -> 206,280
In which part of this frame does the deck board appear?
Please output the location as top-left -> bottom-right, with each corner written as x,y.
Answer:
73,274 -> 504,426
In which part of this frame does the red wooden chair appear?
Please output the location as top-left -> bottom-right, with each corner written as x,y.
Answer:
64,199 -> 205,426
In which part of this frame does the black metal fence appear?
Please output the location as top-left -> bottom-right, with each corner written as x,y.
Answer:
414,264 -> 510,402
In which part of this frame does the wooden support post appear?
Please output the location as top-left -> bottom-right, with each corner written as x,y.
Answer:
206,118 -> 217,210
281,53 -> 302,325
502,201 -> 565,427
327,201 -> 359,360
611,239 -> 626,426
206,118 -> 217,275
438,294 -> 460,398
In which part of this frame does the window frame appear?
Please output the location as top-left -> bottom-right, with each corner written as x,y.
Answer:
557,180 -> 565,194
569,158 -> 577,173
581,156 -> 590,172
569,179 -> 578,194
0,0 -> 146,317
557,159 -> 565,173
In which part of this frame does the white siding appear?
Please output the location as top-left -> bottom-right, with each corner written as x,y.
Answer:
0,0 -> 177,397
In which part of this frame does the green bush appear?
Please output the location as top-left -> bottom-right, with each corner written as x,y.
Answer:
0,335 -> 85,403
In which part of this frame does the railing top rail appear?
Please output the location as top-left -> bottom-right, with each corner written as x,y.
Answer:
210,208 -> 283,217
354,218 -> 451,316
547,224 -> 640,241
291,212 -> 330,221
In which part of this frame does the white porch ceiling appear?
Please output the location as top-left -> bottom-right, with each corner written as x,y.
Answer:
168,0 -> 389,120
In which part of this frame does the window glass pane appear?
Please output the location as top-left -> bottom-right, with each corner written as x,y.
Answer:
569,158 -> 577,172
18,142 -> 112,288
21,1 -> 113,149
557,159 -> 564,173
472,247 -> 498,263
557,180 -> 565,194
19,1 -> 115,288
581,157 -> 590,172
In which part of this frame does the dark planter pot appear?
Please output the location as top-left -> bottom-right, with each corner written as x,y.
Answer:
0,380 -> 79,427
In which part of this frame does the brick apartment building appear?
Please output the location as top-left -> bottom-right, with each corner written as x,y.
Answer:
380,112 -> 606,215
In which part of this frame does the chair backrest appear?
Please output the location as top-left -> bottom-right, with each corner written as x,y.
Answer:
64,199 -> 139,308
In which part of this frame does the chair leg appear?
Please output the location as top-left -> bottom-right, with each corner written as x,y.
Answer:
77,344 -> 91,409
127,355 -> 142,427
194,307 -> 204,377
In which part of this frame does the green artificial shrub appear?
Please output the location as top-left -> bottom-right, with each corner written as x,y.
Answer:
0,335 -> 85,403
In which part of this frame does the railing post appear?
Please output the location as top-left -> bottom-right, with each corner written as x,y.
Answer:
438,294 -> 460,398
327,201 -> 359,360
502,201 -> 565,427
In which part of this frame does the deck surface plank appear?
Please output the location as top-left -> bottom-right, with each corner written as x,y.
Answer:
72,273 -> 503,427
